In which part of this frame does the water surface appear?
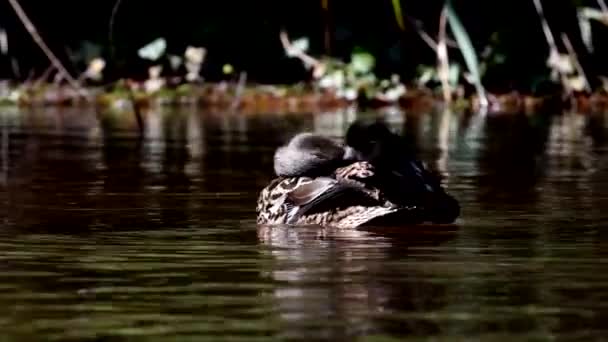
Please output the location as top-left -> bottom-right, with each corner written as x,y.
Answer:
0,106 -> 606,341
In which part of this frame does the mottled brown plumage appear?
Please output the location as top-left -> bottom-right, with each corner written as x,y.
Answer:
256,161 -> 423,229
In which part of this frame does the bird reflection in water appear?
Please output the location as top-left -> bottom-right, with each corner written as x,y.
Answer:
256,223 -> 460,339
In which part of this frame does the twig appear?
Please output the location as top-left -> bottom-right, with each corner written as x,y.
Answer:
437,7 -> 452,104
417,29 -> 438,51
532,0 -> 571,95
561,33 -> 591,93
6,0 -> 86,96
33,64 -> 56,88
598,0 -> 608,13
109,0 -> 125,59
410,18 -> 458,51
531,0 -> 558,53
279,30 -> 321,69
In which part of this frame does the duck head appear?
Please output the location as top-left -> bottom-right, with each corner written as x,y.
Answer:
345,119 -> 414,167
274,132 -> 359,177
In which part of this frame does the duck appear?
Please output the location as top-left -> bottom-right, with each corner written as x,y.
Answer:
273,132 -> 357,178
344,119 -> 460,224
256,132 -> 426,228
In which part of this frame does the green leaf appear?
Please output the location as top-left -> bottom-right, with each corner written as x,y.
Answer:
350,50 -> 375,74
138,38 -> 167,61
391,0 -> 405,31
445,0 -> 487,106
448,63 -> 460,87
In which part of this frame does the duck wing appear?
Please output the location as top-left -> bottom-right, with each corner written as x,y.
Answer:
285,177 -> 382,224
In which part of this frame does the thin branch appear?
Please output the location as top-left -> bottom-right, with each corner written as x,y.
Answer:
279,30 -> 321,69
417,29 -> 438,51
598,0 -> 608,14
437,7 -> 452,104
411,19 -> 458,52
33,64 -> 56,88
6,0 -> 85,95
531,0 -> 558,52
109,0 -> 125,59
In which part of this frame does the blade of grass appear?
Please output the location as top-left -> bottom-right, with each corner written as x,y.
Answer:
109,0 -> 125,60
391,0 -> 406,31
437,7 -> 452,104
445,0 -> 487,107
531,0 -> 558,52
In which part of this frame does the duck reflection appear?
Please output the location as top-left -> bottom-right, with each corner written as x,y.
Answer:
257,224 -> 460,338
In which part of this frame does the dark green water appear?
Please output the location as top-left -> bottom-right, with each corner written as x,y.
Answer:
0,106 -> 607,341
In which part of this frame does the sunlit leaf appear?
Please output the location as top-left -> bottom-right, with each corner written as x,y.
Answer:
417,65 -> 435,85
350,51 -> 375,74
547,50 -> 574,74
445,0 -> 487,106
168,55 -> 182,70
184,46 -> 206,65
567,75 -> 586,91
223,64 -> 234,75
578,10 -> 593,52
448,63 -> 460,86
84,57 -> 106,81
291,38 -> 310,54
138,38 -> 166,61
577,7 -> 608,53
391,0 -> 405,31
148,65 -> 163,79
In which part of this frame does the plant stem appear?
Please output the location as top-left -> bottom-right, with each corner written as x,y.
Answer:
6,0 -> 85,95
561,33 -> 591,93
437,7 -> 452,105
109,0 -> 124,60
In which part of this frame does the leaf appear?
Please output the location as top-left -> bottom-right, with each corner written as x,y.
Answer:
417,67 -> 435,85
577,7 -> 608,53
168,55 -> 182,70
350,50 -> 375,74
291,37 -> 310,54
391,0 -> 405,31
445,0 -> 487,106
448,63 -> 460,87
223,64 -> 234,75
138,38 -> 167,61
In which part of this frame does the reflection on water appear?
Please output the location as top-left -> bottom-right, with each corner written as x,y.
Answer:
0,105 -> 607,340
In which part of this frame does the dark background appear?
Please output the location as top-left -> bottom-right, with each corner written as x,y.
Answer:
1,0 -> 606,92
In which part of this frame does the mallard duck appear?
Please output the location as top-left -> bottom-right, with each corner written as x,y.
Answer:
256,160 -> 423,228
345,119 -> 460,223
257,133 -> 425,228
273,132 -> 357,177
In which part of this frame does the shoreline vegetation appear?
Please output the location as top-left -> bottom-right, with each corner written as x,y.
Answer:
2,78 -> 608,116
3,0 -> 608,116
